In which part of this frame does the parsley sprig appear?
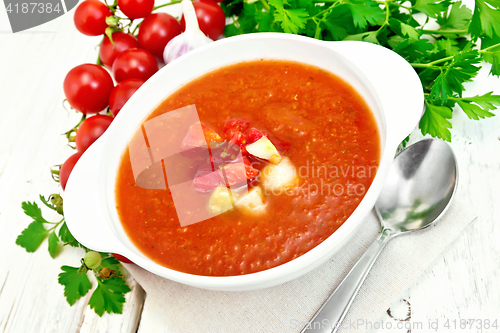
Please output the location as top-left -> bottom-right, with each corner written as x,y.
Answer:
222,0 -> 500,141
16,196 -> 130,316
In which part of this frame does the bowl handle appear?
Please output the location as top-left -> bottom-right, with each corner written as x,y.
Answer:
325,41 -> 424,146
64,133 -> 128,254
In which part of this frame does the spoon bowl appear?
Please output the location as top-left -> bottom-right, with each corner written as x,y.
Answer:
303,139 -> 458,332
376,139 -> 458,234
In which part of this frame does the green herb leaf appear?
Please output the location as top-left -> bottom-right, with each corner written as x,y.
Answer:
101,256 -> 121,272
481,35 -> 500,76
436,1 -> 472,31
429,72 -> 454,102
345,0 -> 385,30
469,0 -> 500,40
16,222 -> 49,252
413,0 -> 451,18
435,38 -> 461,56
58,222 -> 80,247
269,0 -> 308,34
420,101 -> 453,141
48,231 -> 60,258
21,201 -> 46,223
455,92 -> 500,119
89,277 -> 131,316
429,49 -> 481,102
58,265 -> 92,305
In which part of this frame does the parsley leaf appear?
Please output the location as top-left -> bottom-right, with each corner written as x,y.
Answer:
420,101 -> 453,141
389,18 -> 421,40
469,0 -> 500,40
345,0 -> 385,30
413,0 -> 451,18
429,49 -> 481,102
58,222 -> 80,247
101,256 -> 121,272
269,0 -> 308,34
16,222 -> 49,252
392,38 -> 434,62
89,277 -> 131,316
21,201 -> 46,223
435,38 -> 461,56
48,231 -> 61,258
481,35 -> 500,76
58,266 -> 92,305
455,92 -> 500,119
345,31 -> 380,44
436,1 -> 472,31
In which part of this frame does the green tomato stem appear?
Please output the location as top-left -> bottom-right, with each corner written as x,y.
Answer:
153,0 -> 184,11
420,29 -> 468,34
259,0 -> 270,11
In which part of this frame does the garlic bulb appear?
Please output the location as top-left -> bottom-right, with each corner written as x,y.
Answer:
163,0 -> 213,64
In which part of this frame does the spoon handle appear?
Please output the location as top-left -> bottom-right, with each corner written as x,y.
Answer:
301,231 -> 392,333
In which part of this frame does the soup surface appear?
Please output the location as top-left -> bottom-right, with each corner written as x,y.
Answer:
116,60 -> 380,276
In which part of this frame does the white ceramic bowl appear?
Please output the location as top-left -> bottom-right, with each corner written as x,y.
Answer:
65,33 -> 423,291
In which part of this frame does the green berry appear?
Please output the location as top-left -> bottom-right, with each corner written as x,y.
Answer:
84,251 -> 102,269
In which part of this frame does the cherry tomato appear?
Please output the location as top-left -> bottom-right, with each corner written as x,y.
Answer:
109,79 -> 144,116
60,151 -> 83,190
112,253 -> 133,263
64,64 -> 114,114
99,32 -> 139,68
138,13 -> 182,59
75,115 -> 113,152
74,0 -> 111,36
118,0 -> 154,19
112,48 -> 158,82
180,1 -> 225,40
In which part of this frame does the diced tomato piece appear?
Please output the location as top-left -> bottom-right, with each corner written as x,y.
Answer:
227,129 -> 246,146
223,117 -> 249,133
226,129 -> 248,155
246,128 -> 268,144
245,164 -> 259,179
243,157 -> 260,179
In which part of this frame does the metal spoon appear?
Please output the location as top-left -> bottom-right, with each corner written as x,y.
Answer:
301,138 -> 458,333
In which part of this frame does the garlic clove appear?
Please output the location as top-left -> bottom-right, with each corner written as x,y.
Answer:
163,0 -> 213,64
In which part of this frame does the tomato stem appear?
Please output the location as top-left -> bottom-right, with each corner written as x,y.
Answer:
153,0 -> 184,11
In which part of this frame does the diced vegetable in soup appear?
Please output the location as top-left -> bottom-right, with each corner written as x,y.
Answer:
115,60 -> 380,276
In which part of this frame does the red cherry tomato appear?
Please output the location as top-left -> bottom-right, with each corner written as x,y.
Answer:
64,64 -> 114,114
74,0 -> 111,36
99,32 -> 139,68
108,79 -> 144,116
180,1 -> 225,40
118,0 -> 154,19
75,115 -> 113,152
112,48 -> 158,82
112,253 -> 133,264
60,151 -> 83,190
138,13 -> 182,59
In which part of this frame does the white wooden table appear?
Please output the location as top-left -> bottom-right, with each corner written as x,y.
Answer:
0,4 -> 499,333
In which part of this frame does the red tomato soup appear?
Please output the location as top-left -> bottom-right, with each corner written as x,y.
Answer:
115,60 -> 380,276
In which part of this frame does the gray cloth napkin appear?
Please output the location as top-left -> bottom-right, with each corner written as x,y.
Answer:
125,199 -> 475,333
